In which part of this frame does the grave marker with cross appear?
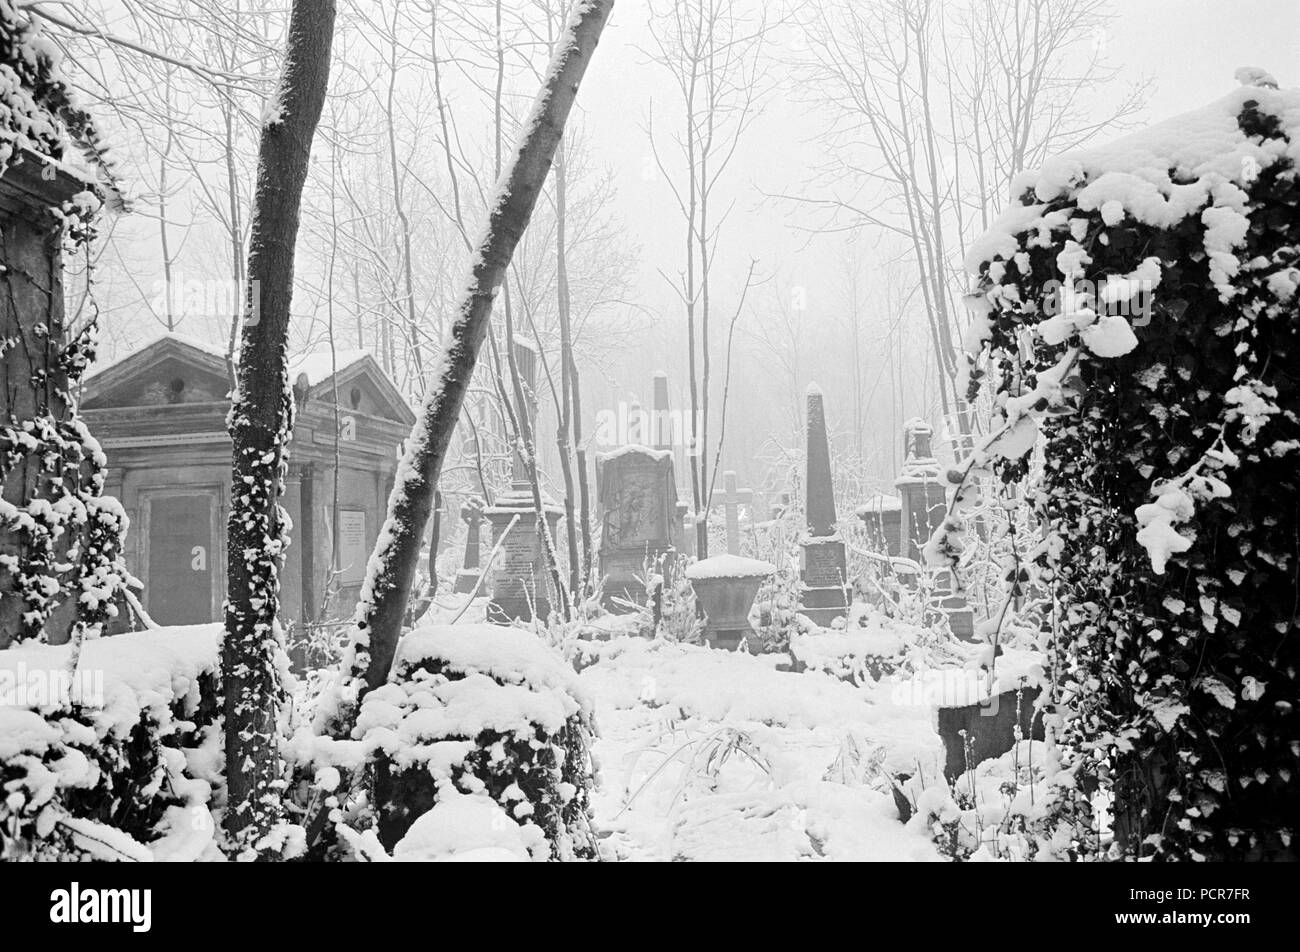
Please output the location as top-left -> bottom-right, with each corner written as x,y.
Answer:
719,470 -> 753,555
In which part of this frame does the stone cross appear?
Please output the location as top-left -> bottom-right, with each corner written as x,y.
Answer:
461,497 -> 484,569
719,470 -> 753,555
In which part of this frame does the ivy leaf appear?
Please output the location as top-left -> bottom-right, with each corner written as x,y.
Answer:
1197,677 -> 1237,710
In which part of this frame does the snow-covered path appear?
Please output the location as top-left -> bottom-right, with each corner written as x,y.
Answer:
410,595 -> 947,860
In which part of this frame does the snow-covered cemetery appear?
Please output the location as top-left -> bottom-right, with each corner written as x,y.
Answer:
0,0 -> 1297,880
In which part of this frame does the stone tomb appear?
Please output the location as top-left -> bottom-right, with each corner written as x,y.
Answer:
595,445 -> 678,608
81,335 -> 415,628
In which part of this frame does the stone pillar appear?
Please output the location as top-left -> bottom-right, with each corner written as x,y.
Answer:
894,418 -> 973,640
799,384 -> 848,627
895,419 -> 945,562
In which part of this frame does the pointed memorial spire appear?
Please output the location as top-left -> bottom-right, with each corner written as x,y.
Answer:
805,382 -> 837,538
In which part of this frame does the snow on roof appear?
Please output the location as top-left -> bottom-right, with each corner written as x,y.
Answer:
966,83 -> 1300,275
289,348 -> 372,387
684,554 -> 776,580
86,331 -> 228,379
856,493 -> 902,514
87,333 -> 374,388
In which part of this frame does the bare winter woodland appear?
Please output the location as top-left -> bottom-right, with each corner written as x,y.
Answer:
0,0 -> 1296,872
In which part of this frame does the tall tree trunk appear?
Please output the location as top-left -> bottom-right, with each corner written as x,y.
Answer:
553,138 -> 583,596
222,0 -> 335,856
342,0 -> 614,699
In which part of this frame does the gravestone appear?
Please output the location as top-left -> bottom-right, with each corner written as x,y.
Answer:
893,419 -> 973,640
719,470 -> 753,555
486,341 -> 563,622
799,384 -> 848,627
595,445 -> 677,608
937,686 -> 1045,781
453,496 -> 486,594
856,492 -> 902,557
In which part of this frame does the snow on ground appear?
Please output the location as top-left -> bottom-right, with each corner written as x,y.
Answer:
406,596 -> 947,860
577,635 -> 943,861
2,605 -> 947,861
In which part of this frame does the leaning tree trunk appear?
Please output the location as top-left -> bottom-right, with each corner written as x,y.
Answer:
340,0 -> 614,704
223,0 -> 335,856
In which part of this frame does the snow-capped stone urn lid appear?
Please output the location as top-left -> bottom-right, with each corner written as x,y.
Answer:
685,555 -> 776,651
684,554 -> 777,580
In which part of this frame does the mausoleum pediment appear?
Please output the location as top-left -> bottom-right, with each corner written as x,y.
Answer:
82,335 -> 230,409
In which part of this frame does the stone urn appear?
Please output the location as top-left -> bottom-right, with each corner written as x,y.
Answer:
684,555 -> 776,650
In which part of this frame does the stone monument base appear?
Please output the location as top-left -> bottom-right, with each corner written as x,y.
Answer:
799,536 -> 848,628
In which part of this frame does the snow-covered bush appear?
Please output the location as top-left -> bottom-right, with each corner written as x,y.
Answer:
947,80 -> 1300,860
0,626 -> 223,861
751,550 -> 808,653
790,604 -> 927,683
306,623 -> 598,861
907,741 -> 1083,862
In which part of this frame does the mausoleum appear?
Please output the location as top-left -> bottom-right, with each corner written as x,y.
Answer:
80,334 -> 415,628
